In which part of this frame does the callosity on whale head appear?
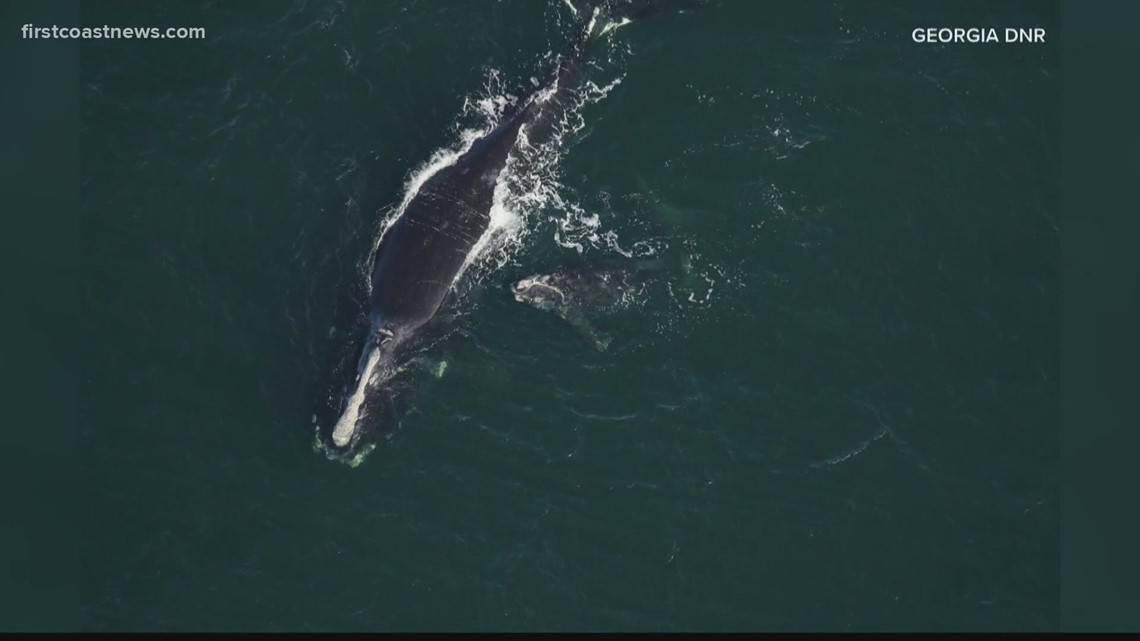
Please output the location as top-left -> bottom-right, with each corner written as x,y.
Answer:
512,275 -> 568,312
322,324 -> 405,452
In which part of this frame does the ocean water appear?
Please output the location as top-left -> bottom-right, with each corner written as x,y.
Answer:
79,0 -> 1059,631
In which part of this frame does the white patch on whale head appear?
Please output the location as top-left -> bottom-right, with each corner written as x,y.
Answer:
331,345 -> 383,447
513,277 -> 567,306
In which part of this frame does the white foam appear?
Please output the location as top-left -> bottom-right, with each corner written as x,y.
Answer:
447,66 -> 628,290
600,17 -> 633,36
586,7 -> 600,35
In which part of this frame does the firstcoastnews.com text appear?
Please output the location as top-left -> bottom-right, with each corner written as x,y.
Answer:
21,24 -> 206,40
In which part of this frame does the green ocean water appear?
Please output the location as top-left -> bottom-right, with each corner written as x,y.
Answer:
79,0 -> 1059,631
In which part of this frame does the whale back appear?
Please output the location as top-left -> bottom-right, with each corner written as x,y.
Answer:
368,104 -> 533,332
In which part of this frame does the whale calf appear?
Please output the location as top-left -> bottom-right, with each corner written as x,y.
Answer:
512,262 -> 657,350
318,1 -> 689,455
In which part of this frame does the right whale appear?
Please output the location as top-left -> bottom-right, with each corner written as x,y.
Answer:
511,261 -> 660,351
319,0 -> 707,457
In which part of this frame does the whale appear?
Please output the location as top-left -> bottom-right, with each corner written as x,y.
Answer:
319,1 -> 690,454
511,261 -> 659,351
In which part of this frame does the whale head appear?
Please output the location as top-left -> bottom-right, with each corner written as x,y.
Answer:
324,324 -> 405,453
512,275 -> 568,312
